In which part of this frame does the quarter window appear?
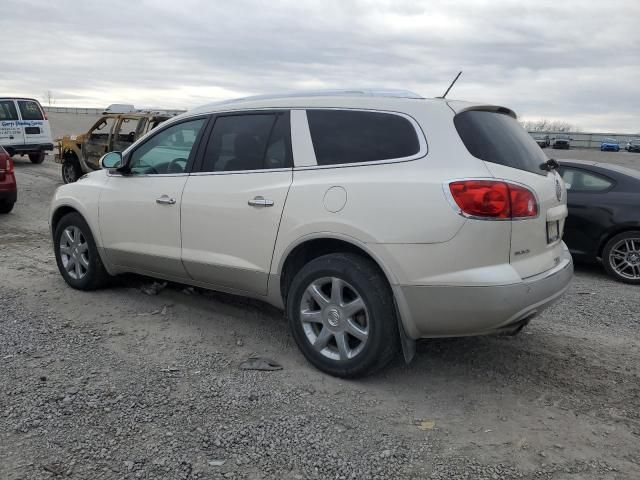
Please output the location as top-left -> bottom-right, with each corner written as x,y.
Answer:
560,167 -> 614,192
18,100 -> 44,120
0,101 -> 19,121
200,113 -> 291,172
128,118 -> 205,175
306,110 -> 420,166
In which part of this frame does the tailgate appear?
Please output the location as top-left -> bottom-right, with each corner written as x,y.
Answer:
452,106 -> 569,278
485,163 -> 567,278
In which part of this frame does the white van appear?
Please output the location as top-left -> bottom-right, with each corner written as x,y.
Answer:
102,104 -> 136,115
0,97 -> 54,163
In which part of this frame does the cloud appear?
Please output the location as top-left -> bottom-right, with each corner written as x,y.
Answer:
1,0 -> 638,131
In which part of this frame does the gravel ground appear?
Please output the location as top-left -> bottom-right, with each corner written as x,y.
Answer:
1,152 -> 639,479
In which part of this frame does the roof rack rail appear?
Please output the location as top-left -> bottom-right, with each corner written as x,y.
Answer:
208,88 -> 424,107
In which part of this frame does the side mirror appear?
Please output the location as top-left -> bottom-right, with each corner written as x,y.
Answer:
100,151 -> 123,169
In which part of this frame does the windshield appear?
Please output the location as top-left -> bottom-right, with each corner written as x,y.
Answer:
604,138 -> 616,143
556,134 -> 569,139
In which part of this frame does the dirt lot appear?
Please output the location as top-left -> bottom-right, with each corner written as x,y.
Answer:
1,150 -> 639,479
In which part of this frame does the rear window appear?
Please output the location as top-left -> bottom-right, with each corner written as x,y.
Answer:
0,100 -> 19,120
18,100 -> 44,120
454,110 -> 548,176
307,110 -> 420,166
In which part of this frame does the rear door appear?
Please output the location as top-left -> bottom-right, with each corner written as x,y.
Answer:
0,99 -> 24,148
112,116 -> 142,152
16,99 -> 51,145
453,107 -> 568,278
180,111 -> 293,295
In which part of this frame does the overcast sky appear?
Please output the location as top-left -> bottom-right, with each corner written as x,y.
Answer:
2,0 -> 639,132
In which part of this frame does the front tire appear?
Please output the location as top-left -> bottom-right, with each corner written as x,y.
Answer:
62,156 -> 83,183
287,253 -> 399,378
53,212 -> 110,290
602,231 -> 640,284
29,151 -> 45,164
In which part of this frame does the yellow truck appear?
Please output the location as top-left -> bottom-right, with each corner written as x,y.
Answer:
55,112 -> 173,183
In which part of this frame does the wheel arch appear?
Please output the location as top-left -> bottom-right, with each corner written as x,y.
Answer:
50,203 -> 115,274
50,205 -> 81,236
277,234 -> 398,306
276,234 -> 416,364
597,224 -> 640,258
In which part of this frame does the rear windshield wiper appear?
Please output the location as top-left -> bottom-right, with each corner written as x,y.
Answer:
540,158 -> 559,172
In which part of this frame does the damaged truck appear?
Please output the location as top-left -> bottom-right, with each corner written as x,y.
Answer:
55,112 -> 173,183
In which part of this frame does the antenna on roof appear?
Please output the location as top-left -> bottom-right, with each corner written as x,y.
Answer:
438,71 -> 462,99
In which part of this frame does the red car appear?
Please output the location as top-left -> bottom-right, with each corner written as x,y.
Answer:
0,146 -> 17,213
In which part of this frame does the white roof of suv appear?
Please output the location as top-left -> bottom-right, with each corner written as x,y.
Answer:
187,88 -> 428,116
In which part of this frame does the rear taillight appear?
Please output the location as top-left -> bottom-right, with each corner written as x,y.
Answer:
448,180 -> 537,219
0,153 -> 7,180
508,183 -> 538,218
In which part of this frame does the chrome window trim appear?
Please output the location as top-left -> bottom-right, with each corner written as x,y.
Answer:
188,167 -> 292,177
294,107 -> 428,170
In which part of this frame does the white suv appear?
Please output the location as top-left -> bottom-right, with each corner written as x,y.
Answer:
49,89 -> 573,377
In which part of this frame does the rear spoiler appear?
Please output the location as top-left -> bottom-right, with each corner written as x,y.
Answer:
446,100 -> 517,119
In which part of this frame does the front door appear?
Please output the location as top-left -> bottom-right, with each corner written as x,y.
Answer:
181,112 -> 293,295
82,117 -> 117,169
99,117 -> 207,277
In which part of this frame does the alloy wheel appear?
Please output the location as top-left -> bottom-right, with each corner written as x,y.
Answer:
609,237 -> 640,280
60,226 -> 89,280
299,276 -> 369,362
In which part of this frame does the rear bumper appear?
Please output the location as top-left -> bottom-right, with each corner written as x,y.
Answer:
0,189 -> 17,204
394,247 -> 573,339
8,143 -> 54,154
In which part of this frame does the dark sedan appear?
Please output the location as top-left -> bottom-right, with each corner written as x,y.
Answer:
625,139 -> 640,153
558,160 -> 640,284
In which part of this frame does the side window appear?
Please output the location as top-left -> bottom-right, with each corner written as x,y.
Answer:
17,100 -> 44,120
116,118 -> 141,142
89,118 -> 116,141
560,167 -> 614,192
306,110 -> 420,166
128,118 -> 205,175
0,101 -> 19,120
201,113 -> 290,172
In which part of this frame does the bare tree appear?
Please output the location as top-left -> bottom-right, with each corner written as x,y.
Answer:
520,119 -> 577,133
43,90 -> 55,106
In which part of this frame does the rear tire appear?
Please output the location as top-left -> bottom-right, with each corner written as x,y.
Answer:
62,156 -> 83,183
29,151 -> 45,164
53,212 -> 110,290
286,252 -> 399,378
602,231 -> 640,284
0,200 -> 15,214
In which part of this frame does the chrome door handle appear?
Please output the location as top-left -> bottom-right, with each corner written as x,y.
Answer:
248,196 -> 274,207
156,195 -> 176,205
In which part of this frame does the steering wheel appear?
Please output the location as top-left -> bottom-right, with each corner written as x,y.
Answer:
167,157 -> 188,174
